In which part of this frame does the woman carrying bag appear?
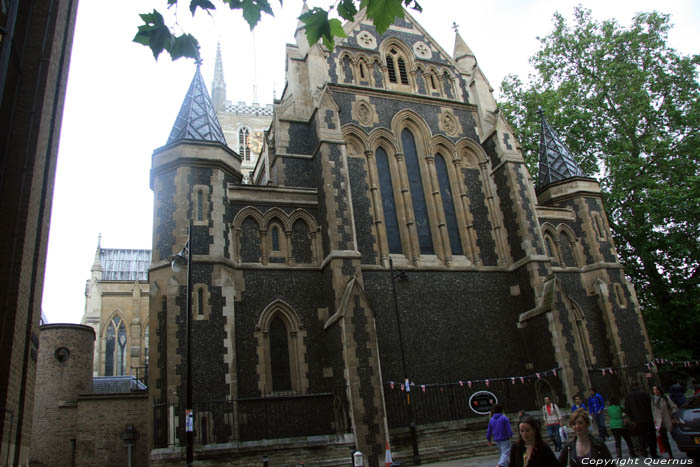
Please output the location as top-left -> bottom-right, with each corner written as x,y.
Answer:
652,385 -> 677,458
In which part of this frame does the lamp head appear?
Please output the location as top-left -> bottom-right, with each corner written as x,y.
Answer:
169,243 -> 189,272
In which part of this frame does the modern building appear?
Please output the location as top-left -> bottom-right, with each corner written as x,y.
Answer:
146,6 -> 652,466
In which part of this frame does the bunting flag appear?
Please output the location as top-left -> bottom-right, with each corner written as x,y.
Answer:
400,384 -> 405,391
553,369 -> 558,377
421,385 -> 426,392
610,368 -> 615,374
520,377 -> 525,384
458,381 -> 463,387
485,379 -> 490,387
468,381 -> 472,388
536,372 -> 541,379
511,377 -> 516,384
390,382 -> 395,390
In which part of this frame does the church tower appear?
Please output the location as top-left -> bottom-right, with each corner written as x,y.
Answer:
533,110 -> 652,396
211,42 -> 226,112
148,63 -> 242,445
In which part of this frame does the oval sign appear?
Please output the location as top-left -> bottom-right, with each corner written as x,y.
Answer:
468,390 -> 498,415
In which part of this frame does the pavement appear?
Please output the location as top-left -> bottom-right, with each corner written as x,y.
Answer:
419,434 -> 693,466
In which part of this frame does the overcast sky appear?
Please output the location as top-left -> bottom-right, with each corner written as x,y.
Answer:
41,0 -> 700,324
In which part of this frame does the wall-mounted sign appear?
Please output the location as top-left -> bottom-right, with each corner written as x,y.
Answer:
469,390 -> 498,415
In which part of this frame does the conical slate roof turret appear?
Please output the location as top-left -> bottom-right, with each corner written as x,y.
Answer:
537,108 -> 585,189
167,63 -> 227,145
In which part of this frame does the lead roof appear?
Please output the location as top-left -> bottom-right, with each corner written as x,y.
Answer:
537,108 -> 585,189
167,64 -> 227,145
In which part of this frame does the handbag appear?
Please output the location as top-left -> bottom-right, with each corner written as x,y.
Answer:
656,431 -> 666,454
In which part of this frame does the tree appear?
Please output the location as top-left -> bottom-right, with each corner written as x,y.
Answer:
134,0 -> 422,60
500,7 -> 700,359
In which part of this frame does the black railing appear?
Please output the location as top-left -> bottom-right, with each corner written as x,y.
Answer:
588,363 -> 700,402
131,365 -> 148,390
384,374 -> 564,429
153,391 -> 345,448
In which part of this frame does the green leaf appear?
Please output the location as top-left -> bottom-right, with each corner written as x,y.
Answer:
170,33 -> 200,60
299,8 -> 329,46
338,0 -> 358,21
361,0 -> 405,34
189,0 -> 216,15
133,10 -> 174,60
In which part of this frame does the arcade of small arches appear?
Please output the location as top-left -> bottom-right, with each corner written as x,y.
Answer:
232,208 -> 321,266
541,223 -> 582,268
343,113 -> 508,268
337,38 -> 460,100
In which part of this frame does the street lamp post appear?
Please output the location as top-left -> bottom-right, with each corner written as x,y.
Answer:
389,257 -> 420,465
170,222 -> 193,466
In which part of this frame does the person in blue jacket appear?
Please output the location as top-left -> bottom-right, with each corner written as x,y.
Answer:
488,404 -> 514,467
571,394 -> 587,413
587,388 -> 608,440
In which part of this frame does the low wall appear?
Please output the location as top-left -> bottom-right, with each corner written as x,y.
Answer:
76,392 -> 149,467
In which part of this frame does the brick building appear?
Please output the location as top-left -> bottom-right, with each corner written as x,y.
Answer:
147,6 -> 652,466
0,0 -> 79,463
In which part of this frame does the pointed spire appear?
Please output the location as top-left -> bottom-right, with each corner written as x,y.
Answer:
211,42 -> 226,112
167,63 -> 227,146
453,25 -> 476,73
537,108 -> 585,189
295,0 -> 311,52
91,234 -> 103,275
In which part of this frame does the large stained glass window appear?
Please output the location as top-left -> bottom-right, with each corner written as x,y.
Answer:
435,153 -> 462,255
402,129 -> 433,254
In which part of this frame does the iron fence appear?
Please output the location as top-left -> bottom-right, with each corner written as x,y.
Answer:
153,391 -> 346,448
384,373 -> 564,429
131,365 -> 148,390
588,363 -> 700,403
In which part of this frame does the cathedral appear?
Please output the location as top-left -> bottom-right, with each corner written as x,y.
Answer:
81,6 -> 653,466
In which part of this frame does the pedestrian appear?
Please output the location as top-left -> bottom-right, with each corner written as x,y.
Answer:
542,396 -> 563,452
669,382 -> 686,407
608,397 -> 637,458
587,388 -> 608,440
559,408 -> 612,466
652,385 -> 676,458
508,416 -> 558,467
487,404 -> 513,467
570,394 -> 587,413
624,382 -> 657,458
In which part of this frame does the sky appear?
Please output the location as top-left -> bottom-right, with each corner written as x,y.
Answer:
41,0 -> 700,324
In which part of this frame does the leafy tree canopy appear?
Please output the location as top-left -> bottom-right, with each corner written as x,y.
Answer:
134,0 -> 422,60
500,7 -> 700,359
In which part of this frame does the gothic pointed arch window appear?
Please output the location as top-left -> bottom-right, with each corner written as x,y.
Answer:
105,315 -> 127,376
239,126 -> 251,161
402,128 -> 433,254
435,153 -> 462,255
375,146 -> 402,254
254,301 -> 309,395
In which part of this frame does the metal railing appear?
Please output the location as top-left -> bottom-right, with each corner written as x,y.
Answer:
131,365 -> 148,390
384,374 -> 564,429
153,391 -> 347,448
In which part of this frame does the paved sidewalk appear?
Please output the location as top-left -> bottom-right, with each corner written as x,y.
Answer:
420,436 -> 691,466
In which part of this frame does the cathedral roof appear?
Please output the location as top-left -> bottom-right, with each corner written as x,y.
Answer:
537,108 -> 585,189
167,64 -> 227,145
100,248 -> 151,281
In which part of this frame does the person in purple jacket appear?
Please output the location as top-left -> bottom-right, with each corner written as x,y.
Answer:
488,404 -> 514,467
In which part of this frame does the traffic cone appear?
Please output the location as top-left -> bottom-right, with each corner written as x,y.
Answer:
385,440 -> 392,467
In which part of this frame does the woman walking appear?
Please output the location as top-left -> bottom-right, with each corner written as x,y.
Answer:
559,408 -> 612,466
652,385 -> 677,458
509,416 -> 558,467
608,397 -> 637,458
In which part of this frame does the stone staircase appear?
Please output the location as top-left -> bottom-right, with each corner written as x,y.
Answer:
388,417 -> 502,466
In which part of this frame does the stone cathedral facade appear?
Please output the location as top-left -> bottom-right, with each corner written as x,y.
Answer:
148,8 -> 652,465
